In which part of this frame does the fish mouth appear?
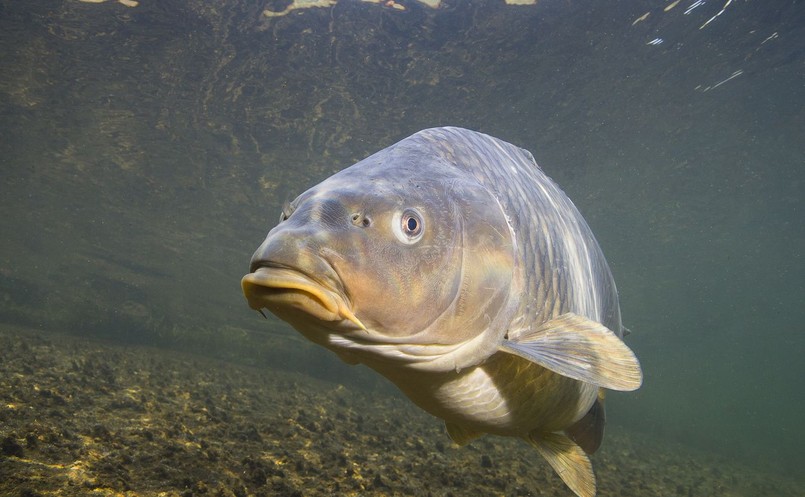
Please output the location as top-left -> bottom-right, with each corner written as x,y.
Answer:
241,265 -> 366,331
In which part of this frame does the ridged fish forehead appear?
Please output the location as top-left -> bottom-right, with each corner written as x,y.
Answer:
274,185 -> 441,334
273,154 -> 513,341
290,156 -> 461,221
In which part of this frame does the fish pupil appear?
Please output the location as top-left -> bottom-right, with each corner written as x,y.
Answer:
402,212 -> 422,237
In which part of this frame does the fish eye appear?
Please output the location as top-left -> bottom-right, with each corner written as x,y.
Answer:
392,208 -> 424,245
402,212 -> 421,236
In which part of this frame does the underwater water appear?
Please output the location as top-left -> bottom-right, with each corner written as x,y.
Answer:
1,0 -> 803,495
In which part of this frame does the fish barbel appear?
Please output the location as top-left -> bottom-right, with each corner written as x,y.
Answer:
242,127 -> 642,497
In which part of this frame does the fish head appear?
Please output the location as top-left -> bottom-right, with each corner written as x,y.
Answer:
242,148 -> 517,371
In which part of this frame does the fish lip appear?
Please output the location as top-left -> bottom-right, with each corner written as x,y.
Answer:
241,264 -> 366,330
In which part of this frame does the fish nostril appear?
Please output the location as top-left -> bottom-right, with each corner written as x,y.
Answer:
351,212 -> 371,228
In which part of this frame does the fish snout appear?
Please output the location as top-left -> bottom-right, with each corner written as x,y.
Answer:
243,232 -> 365,330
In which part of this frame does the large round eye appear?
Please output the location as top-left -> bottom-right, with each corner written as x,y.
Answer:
392,208 -> 425,244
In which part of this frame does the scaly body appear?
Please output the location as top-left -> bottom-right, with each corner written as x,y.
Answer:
242,127 -> 642,497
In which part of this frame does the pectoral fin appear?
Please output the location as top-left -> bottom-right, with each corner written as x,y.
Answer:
445,421 -> 483,446
500,313 -> 642,391
528,431 -> 596,497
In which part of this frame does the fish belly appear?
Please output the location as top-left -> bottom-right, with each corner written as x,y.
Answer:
382,353 -> 597,437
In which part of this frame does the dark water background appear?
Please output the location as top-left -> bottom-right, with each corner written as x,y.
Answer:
1,0 -> 803,483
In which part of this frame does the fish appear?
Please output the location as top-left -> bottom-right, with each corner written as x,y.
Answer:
241,126 -> 642,497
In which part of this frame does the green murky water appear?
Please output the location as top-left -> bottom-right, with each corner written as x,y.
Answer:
1,0 -> 803,490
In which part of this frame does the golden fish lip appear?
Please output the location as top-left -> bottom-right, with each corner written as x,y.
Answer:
241,266 -> 366,330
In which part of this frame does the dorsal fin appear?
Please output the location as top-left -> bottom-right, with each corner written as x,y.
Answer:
566,391 -> 606,454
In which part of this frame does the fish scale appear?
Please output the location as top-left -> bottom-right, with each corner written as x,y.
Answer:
406,128 -> 616,333
242,127 -> 642,497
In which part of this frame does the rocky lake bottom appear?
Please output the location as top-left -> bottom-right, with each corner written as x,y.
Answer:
1,326 -> 801,497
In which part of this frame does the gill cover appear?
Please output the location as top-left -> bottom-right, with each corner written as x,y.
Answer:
246,146 -> 518,371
